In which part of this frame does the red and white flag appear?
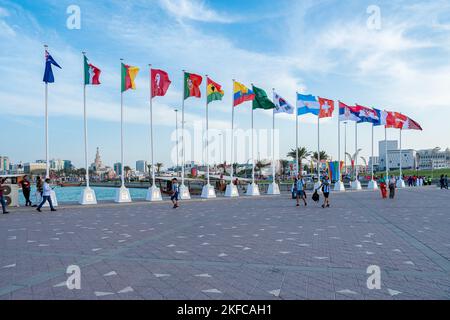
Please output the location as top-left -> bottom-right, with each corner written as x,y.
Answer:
318,97 -> 334,118
151,69 -> 171,98
402,116 -> 422,130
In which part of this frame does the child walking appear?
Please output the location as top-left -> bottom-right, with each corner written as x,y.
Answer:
295,174 -> 307,207
320,175 -> 331,208
171,178 -> 180,209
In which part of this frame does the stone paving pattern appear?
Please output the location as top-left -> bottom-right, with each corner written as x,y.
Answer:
0,187 -> 449,300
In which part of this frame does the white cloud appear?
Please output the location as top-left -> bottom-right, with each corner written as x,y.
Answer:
158,0 -> 236,23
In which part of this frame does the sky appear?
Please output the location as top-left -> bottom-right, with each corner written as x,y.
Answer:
1,0 -> 450,169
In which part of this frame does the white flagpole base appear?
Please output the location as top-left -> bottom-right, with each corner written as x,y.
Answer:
225,183 -> 239,197
367,180 -> 379,190
146,185 -> 162,202
396,179 -> 405,188
351,180 -> 362,190
245,183 -> 260,196
267,182 -> 280,195
44,189 -> 58,207
179,184 -> 191,200
115,186 -> 132,203
79,186 -> 97,205
334,180 -> 345,192
201,184 -> 216,199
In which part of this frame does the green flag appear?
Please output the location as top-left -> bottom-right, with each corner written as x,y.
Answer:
252,85 -> 275,110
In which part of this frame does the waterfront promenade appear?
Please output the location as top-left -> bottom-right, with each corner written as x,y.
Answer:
0,187 -> 449,300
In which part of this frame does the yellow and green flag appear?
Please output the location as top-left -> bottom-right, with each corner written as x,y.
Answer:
121,63 -> 139,92
207,77 -> 224,104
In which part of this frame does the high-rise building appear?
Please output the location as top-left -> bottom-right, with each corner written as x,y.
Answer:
0,156 -> 10,173
136,160 -> 148,174
113,162 -> 122,176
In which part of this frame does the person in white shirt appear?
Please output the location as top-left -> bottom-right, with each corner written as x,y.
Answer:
36,178 -> 57,212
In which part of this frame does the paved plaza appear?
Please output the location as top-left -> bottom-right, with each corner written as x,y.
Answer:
0,187 -> 449,300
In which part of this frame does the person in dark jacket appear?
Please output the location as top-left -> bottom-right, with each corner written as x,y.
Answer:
21,175 -> 32,206
0,178 -> 10,214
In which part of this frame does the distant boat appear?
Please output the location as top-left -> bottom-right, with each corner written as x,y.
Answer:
58,182 -> 82,187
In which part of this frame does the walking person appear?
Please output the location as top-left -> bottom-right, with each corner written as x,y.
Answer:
36,178 -> 57,212
388,175 -> 397,199
295,174 -> 307,207
379,174 -> 388,199
34,176 -> 43,207
0,178 -> 10,214
170,178 -> 180,209
320,175 -> 331,208
20,175 -> 32,206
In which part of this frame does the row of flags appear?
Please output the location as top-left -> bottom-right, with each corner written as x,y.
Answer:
43,50 -> 422,131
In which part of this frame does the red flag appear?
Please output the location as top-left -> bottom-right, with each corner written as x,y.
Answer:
151,69 -> 171,98
386,112 -> 407,129
403,116 -> 422,130
318,97 -> 335,118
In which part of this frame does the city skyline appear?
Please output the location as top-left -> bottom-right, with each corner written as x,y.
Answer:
1,0 -> 450,168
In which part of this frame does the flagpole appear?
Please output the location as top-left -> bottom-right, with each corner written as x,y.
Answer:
230,80 -> 235,182
44,45 -> 49,179
120,87 -> 124,188
385,126 -> 388,178
225,79 -> 239,197
181,70 -> 186,187
271,89 -> 276,184
344,122 -> 347,174
205,75 -> 210,187
355,122 -> 358,181
251,90 -> 255,185
149,65 -> 155,188
337,103 -> 341,176
317,115 -> 320,178
295,92 -> 299,176
371,124 -> 374,181
82,52 -> 89,188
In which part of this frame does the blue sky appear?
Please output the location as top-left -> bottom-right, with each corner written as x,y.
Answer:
1,0 -> 450,169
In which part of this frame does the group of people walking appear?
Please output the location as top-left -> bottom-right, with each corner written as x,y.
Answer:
378,174 -> 398,199
292,174 -> 331,209
0,175 -> 57,215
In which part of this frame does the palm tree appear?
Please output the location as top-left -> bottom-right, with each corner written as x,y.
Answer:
156,163 -> 163,174
287,147 -> 311,173
279,159 -> 289,176
312,151 -> 329,162
255,160 -> 270,178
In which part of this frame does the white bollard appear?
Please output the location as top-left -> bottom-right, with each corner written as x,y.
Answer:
334,180 -> 346,192
79,186 -> 97,205
396,179 -> 405,188
245,183 -> 260,196
267,182 -> 280,195
367,180 -> 379,190
201,184 -> 216,199
351,180 -> 362,190
179,184 -> 191,200
225,183 -> 239,197
115,186 -> 132,203
146,185 -> 162,202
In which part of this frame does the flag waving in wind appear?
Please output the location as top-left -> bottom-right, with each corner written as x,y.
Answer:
184,72 -> 202,99
43,50 -> 62,83
297,93 -> 320,116
84,55 -> 101,85
339,101 -> 360,122
121,63 -> 139,92
252,85 -> 275,110
318,97 -> 334,118
151,69 -> 171,98
273,92 -> 294,114
354,104 -> 379,124
233,81 -> 255,107
402,116 -> 422,130
207,77 -> 224,104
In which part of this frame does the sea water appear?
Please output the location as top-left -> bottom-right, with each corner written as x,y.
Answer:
18,186 -> 149,205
